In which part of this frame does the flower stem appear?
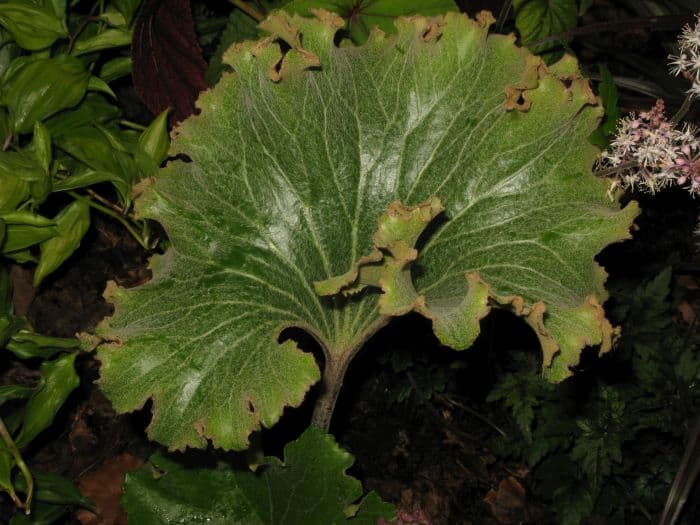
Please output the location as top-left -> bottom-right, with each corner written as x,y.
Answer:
595,160 -> 639,178
671,93 -> 695,126
229,0 -> 264,22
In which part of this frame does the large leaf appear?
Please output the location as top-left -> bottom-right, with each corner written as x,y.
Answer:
97,11 -> 638,450
123,425 -> 393,524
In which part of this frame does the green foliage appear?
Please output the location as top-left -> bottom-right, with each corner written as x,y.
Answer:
513,0 -> 578,54
589,64 -> 620,149
0,0 -> 169,283
122,425 -> 394,524
0,267 -> 88,521
488,266 -> 700,523
0,0 -> 169,520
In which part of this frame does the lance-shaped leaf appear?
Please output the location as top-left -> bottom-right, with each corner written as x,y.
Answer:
97,11 -> 638,451
122,425 -> 394,524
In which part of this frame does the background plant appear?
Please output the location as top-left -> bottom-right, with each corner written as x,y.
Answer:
0,0 -> 169,520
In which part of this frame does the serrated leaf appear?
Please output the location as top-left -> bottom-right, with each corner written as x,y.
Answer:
205,6 -> 261,85
513,0 -> 578,54
283,0 -> 457,43
132,0 -> 208,123
123,425 -> 393,524
97,12 -> 638,451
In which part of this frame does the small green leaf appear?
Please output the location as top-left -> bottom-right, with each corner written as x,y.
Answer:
351,491 -> 396,524
15,352 -> 79,449
86,76 -> 116,98
0,2 -> 68,50
54,126 -> 135,200
44,94 -> 121,138
137,109 -> 170,166
3,249 -> 36,264
5,338 -> 71,360
72,28 -> 132,56
0,385 -> 34,406
31,122 -> 51,172
0,150 -> 46,182
0,316 -> 26,348
14,472 -> 94,509
99,56 -> 132,83
33,200 -> 90,286
0,55 -> 90,134
9,502 -> 71,525
513,0 -> 578,54
589,64 -> 619,149
111,0 -> 141,25
0,210 -> 54,227
0,173 -> 29,211
51,169 -> 126,192
122,425 -> 394,524
10,330 -> 78,351
1,224 -> 57,253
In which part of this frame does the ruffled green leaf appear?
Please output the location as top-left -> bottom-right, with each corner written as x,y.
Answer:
122,425 -> 393,524
97,11 -> 637,450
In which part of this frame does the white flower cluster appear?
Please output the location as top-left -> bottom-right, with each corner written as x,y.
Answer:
598,99 -> 700,197
669,14 -> 700,97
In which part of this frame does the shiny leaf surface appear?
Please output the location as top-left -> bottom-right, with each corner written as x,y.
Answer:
33,200 -> 90,286
122,425 -> 393,524
98,12 -> 637,451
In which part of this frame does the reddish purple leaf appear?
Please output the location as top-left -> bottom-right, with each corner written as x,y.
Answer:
132,0 -> 208,124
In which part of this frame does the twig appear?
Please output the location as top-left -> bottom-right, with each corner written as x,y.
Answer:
595,161 -> 639,178
496,0 -> 512,33
436,394 -> 508,438
85,188 -> 128,216
68,191 -> 150,250
0,417 -> 33,514
229,0 -> 264,23
613,476 -> 653,522
670,93 -> 694,126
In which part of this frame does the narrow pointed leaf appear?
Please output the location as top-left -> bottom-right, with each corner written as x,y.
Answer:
33,200 -> 90,286
97,12 -> 638,451
15,352 -> 79,449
